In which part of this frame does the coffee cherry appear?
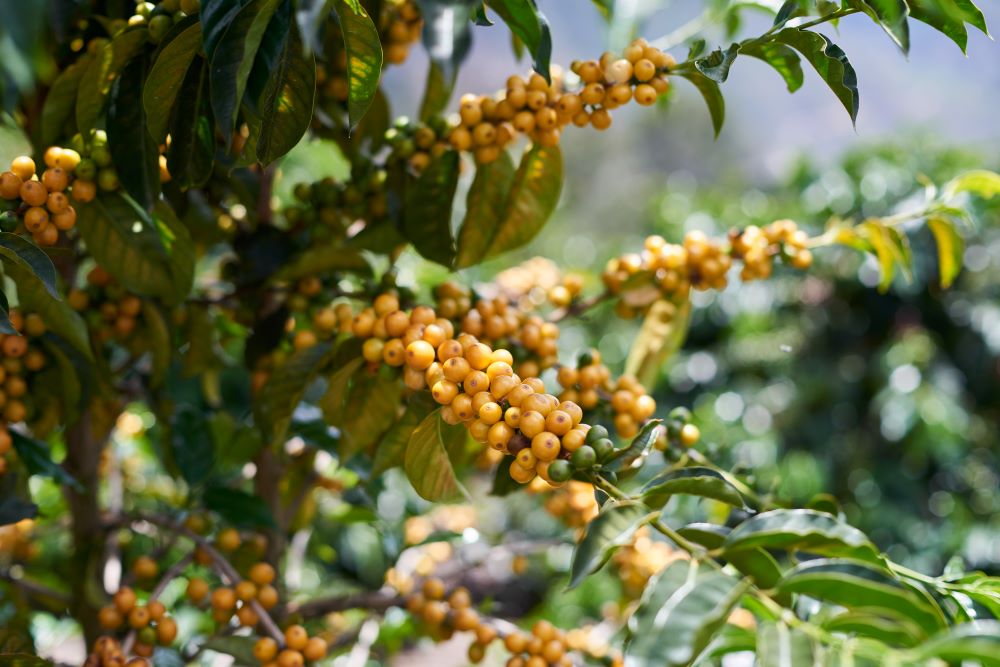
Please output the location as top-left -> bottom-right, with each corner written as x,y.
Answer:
113,586 -> 137,613
254,638 -> 279,662
10,156 -> 35,181
133,555 -> 158,579
591,438 -> 614,461
547,459 -> 573,483
285,624 -> 309,650
570,446 -> 596,469
98,605 -> 124,629
303,637 -> 328,661
186,577 -> 209,603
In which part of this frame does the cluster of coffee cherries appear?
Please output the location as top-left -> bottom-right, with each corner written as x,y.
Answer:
64,130 -> 122,198
96,586 -> 179,658
84,636 -> 152,667
284,169 -> 389,241
282,276 -> 344,352
0,516 -> 38,561
730,219 -> 813,279
659,407 -> 701,449
385,117 -> 451,172
458,301 -> 561,377
182,525 -> 280,628
0,310 -> 48,433
445,37 -> 675,163
547,273 -> 585,308
0,149 -> 83,245
380,0 -> 423,65
69,267 -> 145,345
611,526 -> 685,598
556,354 -> 655,439
252,625 -> 329,666
541,480 -> 600,529
404,578 -> 622,667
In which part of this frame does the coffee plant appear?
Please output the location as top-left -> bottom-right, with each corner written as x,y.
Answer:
0,0 -> 998,665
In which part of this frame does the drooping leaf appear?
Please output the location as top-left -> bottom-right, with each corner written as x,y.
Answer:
770,28 -> 859,123
908,0 -> 989,53
318,339 -> 365,423
40,54 -> 93,145
414,0 -> 476,82
200,0 -> 253,59
418,61 -> 455,122
143,20 -> 203,142
252,24 -> 316,165
402,150 -> 460,267
372,392 -> 436,476
10,431 -> 82,490
849,0 -> 910,52
455,151 -> 516,268
624,297 -> 691,388
776,559 -> 947,636
676,71 -> 726,138
108,57 -> 160,209
755,622 -> 818,667
255,340 -> 337,445
739,42 -> 804,92
927,216 -> 964,288
203,485 -> 277,528
166,57 -> 215,190
943,169 -> 1000,199
724,509 -> 883,563
335,0 -> 383,129
641,466 -> 747,509
569,500 -> 652,588
488,0 -> 552,80
625,559 -> 749,667
76,26 -> 149,131
856,219 -> 908,291
404,410 -> 469,502
0,232 -> 59,299
142,301 -> 171,388
483,144 -> 562,259
607,419 -> 662,473
822,611 -> 922,646
339,372 -> 404,459
76,195 -> 195,304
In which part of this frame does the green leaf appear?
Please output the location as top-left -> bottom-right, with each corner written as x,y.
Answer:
166,57 -> 215,191
76,26 -> 149,131
108,57 -> 161,209
203,485 -> 276,528
0,496 -> 38,526
318,340 -> 365,424
76,195 -> 195,304
273,244 -> 371,282
678,522 -> 730,549
926,216 -> 964,288
415,0 -> 476,81
200,0 -> 253,59
483,144 -> 562,259
624,297 -> 691,388
755,622 -> 818,667
40,54 -> 93,145
209,0 -> 284,138
676,71 -> 726,138
144,20 -> 203,142
694,44 -> 741,82
641,466 -> 747,509
490,455 -> 520,496
908,0 -> 988,53
252,24 -> 316,165
455,151 -> 516,268
739,43 -> 803,92
0,232 -> 59,299
849,0 -> 910,51
857,219 -> 908,291
404,410 -> 469,502
943,169 -> 1000,199
0,655 -> 54,667
339,372 -> 404,459
912,621 -> 1000,665
607,419 -> 662,473
771,28 -> 859,123
822,611 -> 921,646
11,431 -> 82,491
372,392 -> 436,476
626,559 -> 749,667
335,0 -> 383,129
418,61 -> 455,122
569,500 -> 652,588
171,405 -> 216,489
488,0 -> 553,80
724,509 -> 883,563
402,150 -> 460,267
776,559 -> 947,636
255,340 -> 337,445
141,301 -> 171,388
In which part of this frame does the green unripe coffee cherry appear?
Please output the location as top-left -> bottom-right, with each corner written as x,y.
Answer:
570,445 -> 597,469
577,351 -> 594,367
668,406 -> 692,423
179,0 -> 200,15
98,168 -> 120,191
591,438 -> 614,461
547,459 -> 573,483
75,158 -> 97,180
108,18 -> 127,34
138,627 -> 157,645
585,424 -> 609,444
135,2 -> 155,18
92,145 -> 113,167
293,182 -> 312,202
148,14 -> 172,42
161,0 -> 181,12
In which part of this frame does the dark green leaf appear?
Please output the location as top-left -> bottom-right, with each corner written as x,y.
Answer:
418,61 -> 455,122
404,410 -> 469,502
108,57 -> 161,209
142,301 -> 171,388
339,372 -> 404,459
75,194 -> 195,304
488,0 -> 552,80
0,232 -> 59,298
253,24 -> 316,165
607,419 -> 662,473
913,621 -> 1000,665
414,0 -> 476,81
40,54 -> 92,145
203,485 -> 276,528
676,71 -> 726,138
773,0 -> 803,27
0,655 -> 54,667
273,244 -> 371,282
724,509 -> 883,563
0,497 -> 38,526
455,151 -> 516,268
641,466 -> 747,509
335,0 -> 384,129
76,26 -> 149,131
822,611 -> 921,646
144,21 -> 203,142
626,559 -> 749,667
569,500 -> 651,588
402,150 -> 460,267
490,455 -> 520,496
372,392 -> 436,476
678,522 -> 729,549
908,0 -> 989,53
694,44 -> 741,82
756,622 -> 818,667
770,28 -> 859,123
166,58 -> 215,190
171,405 -> 216,489
740,43 -> 804,92
318,339 -> 365,423
484,144 -> 562,259
200,0 -> 252,59
11,431 -> 82,490
849,0 -> 910,51
776,559 -> 947,636
255,340 -> 337,445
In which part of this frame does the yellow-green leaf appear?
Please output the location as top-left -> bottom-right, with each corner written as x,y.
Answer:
927,216 -> 964,288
